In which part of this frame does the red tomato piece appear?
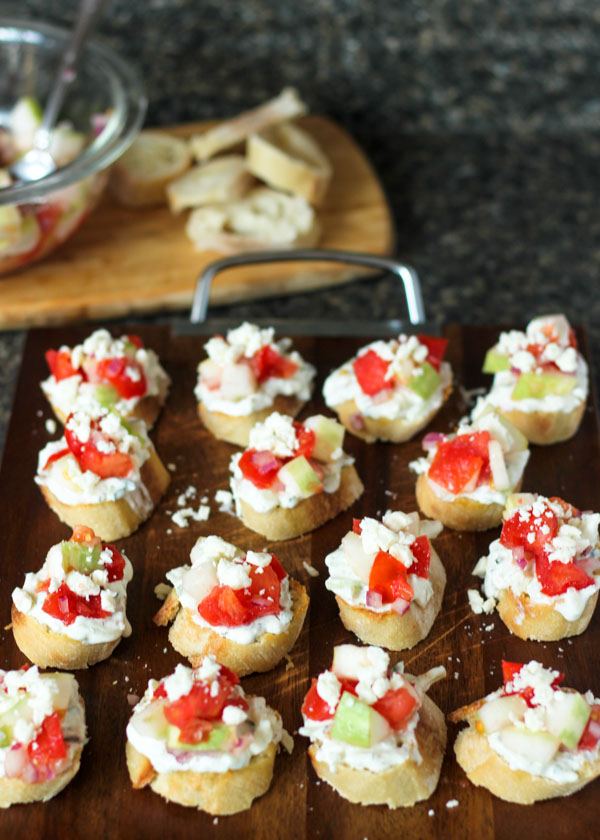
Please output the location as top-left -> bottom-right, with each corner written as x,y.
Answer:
238,448 -> 284,489
352,518 -> 363,534
64,421 -> 134,479
409,536 -> 431,578
500,505 -> 558,554
28,712 -> 66,778
293,422 -> 316,459
104,546 -> 126,582
42,446 -> 70,471
417,334 -> 448,371
535,553 -> 594,596
42,583 -> 110,625
36,203 -> 61,235
353,349 -> 393,396
249,345 -> 298,383
368,550 -> 414,604
198,562 -> 283,627
45,349 -> 81,381
163,668 -> 240,743
128,334 -> 144,349
501,661 -> 524,687
70,525 -> 101,546
428,439 -> 485,494
266,554 -> 287,581
373,687 -> 418,730
153,683 -> 167,699
301,676 -> 358,721
578,704 -> 600,750
96,357 -> 147,399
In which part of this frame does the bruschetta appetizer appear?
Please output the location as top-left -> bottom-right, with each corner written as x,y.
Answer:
471,493 -> 600,640
229,412 -> 363,540
299,644 -> 447,807
125,658 -> 292,814
450,660 -> 600,804
12,526 -> 133,669
35,406 -> 170,541
195,321 -> 315,446
476,314 -> 588,444
0,667 -> 87,808
322,333 -> 452,443
324,511 -> 445,650
154,536 -> 309,676
41,328 -> 170,429
410,407 -> 530,531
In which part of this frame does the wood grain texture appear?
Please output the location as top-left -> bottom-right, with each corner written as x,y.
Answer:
0,323 -> 599,840
0,116 -> 394,330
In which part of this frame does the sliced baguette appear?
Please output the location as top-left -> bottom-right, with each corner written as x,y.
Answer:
185,186 -> 320,254
110,131 -> 191,207
495,586 -> 599,641
166,155 -> 254,213
247,122 -> 332,205
190,88 -> 306,162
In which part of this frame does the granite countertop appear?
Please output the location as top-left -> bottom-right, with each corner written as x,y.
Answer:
2,1 -> 600,455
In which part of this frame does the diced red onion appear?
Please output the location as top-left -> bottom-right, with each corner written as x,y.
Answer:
58,594 -> 70,615
422,432 -> 444,452
4,744 -> 28,778
350,413 -> 365,431
391,598 -> 411,616
512,546 -> 527,569
578,555 -> 600,575
365,590 -> 383,608
21,760 -> 39,784
251,450 -> 280,474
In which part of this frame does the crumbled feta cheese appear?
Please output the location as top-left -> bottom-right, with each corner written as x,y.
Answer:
248,412 -> 298,457
217,557 -> 252,589
222,704 -> 248,725
316,671 -> 342,711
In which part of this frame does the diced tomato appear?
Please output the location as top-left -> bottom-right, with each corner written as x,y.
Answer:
548,496 -> 580,519
409,536 -> 431,578
36,578 -> 51,593
95,357 -> 147,399
428,436 -> 487,494
301,676 -> 358,721
42,446 -> 70,471
28,712 -> 66,779
373,687 -> 418,730
352,518 -> 363,534
35,203 -> 61,235
417,334 -> 448,372
501,661 -> 524,686
104,546 -> 126,582
238,448 -> 284,489
535,553 -> 594,596
293,422 -> 316,459
153,683 -> 167,699
368,550 -> 414,604
249,345 -> 298,383
128,335 -> 144,349
45,349 -> 81,381
578,705 -> 600,751
500,505 -> 558,555
70,525 -> 101,546
267,554 -> 287,581
353,349 -> 393,396
502,660 -> 563,705
163,667 -> 240,743
42,583 -> 110,625
64,420 -> 134,479
198,561 -> 283,627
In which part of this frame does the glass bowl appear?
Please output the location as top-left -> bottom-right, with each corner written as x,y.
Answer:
0,16 -> 147,275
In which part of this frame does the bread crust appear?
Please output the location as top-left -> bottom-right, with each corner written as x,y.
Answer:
39,447 -> 170,541
415,472 -> 524,532
332,385 -> 452,444
334,547 -> 446,650
198,394 -> 304,447
454,724 -> 600,804
11,605 -> 122,669
494,401 -> 586,446
237,464 -> 364,541
154,578 -> 309,677
495,586 -> 598,641
125,739 -> 277,814
0,695 -> 85,808
308,693 -> 447,807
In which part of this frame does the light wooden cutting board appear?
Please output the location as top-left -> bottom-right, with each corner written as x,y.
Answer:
0,116 -> 395,329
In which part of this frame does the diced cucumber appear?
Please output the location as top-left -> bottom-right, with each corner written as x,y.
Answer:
477,694 -> 528,734
166,723 -> 233,751
545,691 -> 591,750
61,540 -> 102,574
278,455 -> 322,498
512,372 -> 576,400
330,692 -> 390,747
304,415 -> 345,462
483,348 -> 510,374
409,361 -> 440,399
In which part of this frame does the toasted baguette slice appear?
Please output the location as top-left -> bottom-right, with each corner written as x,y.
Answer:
495,586 -> 598,641
185,186 -> 320,254
237,464 -> 364,541
39,448 -> 170,542
110,131 -> 192,207
309,693 -> 446,807
198,393 -> 305,447
247,122 -> 332,205
166,155 -> 254,213
11,605 -> 122,669
126,738 -> 277,814
190,88 -> 306,161
494,402 -> 586,446
453,721 -> 600,804
332,383 -> 452,444
154,578 -> 309,677
415,472 -> 524,532
334,547 -> 446,650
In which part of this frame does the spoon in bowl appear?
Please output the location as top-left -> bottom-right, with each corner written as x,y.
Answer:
10,0 -> 107,183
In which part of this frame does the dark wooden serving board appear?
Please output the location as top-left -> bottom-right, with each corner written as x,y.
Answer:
0,324 -> 599,840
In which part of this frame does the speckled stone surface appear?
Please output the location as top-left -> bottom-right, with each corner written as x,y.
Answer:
2,1 -> 600,455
